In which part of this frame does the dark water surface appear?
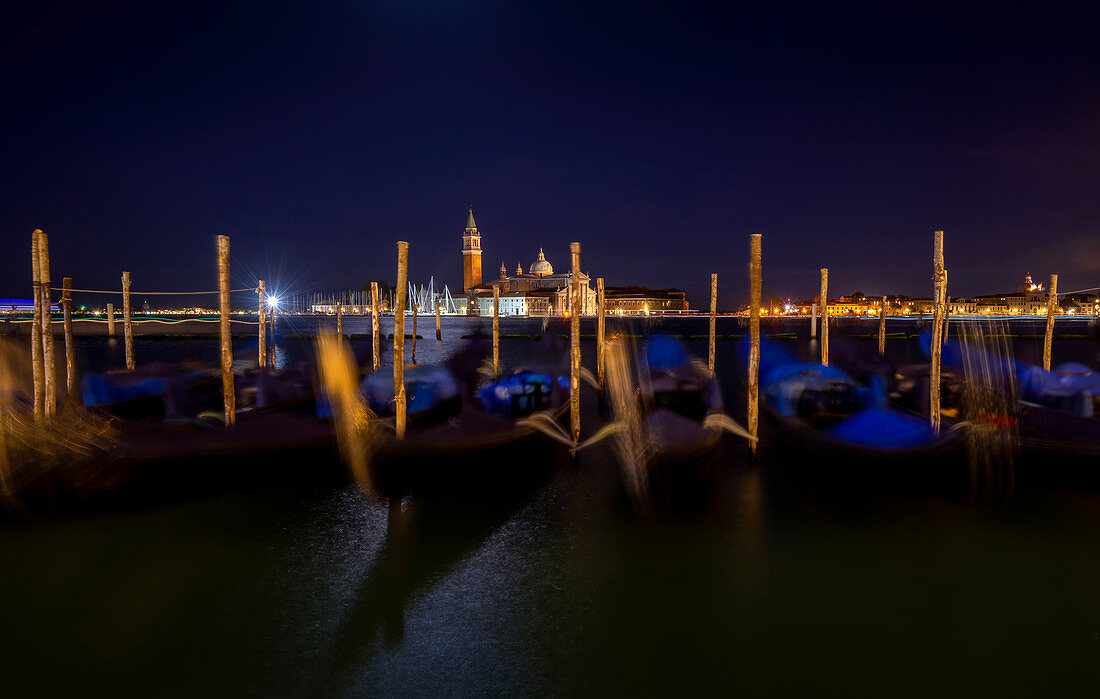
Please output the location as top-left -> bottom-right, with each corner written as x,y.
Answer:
2,317 -> 1099,696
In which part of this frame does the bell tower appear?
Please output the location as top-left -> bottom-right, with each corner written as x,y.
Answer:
462,206 -> 482,292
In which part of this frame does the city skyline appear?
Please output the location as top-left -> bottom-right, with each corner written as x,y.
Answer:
3,2 -> 1098,306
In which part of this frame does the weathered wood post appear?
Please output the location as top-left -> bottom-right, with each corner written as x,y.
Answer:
811,300 -> 817,339
878,295 -> 887,356
493,284 -> 500,378
1043,273 -> 1058,371
30,231 -> 44,420
709,273 -> 718,375
944,295 -> 952,339
570,242 -> 581,444
336,301 -> 343,336
435,301 -> 442,341
596,277 -> 606,397
106,302 -> 116,337
37,231 -> 56,417
371,281 -> 381,371
394,242 -> 409,439
820,268 -> 829,366
411,302 -> 418,365
62,277 -> 75,395
257,280 -> 267,368
930,229 -> 947,434
217,235 -> 235,426
122,271 -> 134,370
748,235 -> 762,454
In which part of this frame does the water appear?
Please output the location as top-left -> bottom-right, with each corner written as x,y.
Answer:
2,317 -> 1099,696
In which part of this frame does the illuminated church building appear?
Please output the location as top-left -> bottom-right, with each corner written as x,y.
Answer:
461,207 -> 597,316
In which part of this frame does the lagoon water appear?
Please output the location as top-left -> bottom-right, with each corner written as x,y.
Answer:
2,316 -> 1099,696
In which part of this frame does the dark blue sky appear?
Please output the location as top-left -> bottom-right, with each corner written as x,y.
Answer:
3,1 -> 1099,307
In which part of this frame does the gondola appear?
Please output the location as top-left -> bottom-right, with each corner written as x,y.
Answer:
606,335 -> 728,507
77,363 -> 341,499
360,337 -> 571,498
754,338 -> 966,489
640,334 -> 724,461
919,332 -> 1100,484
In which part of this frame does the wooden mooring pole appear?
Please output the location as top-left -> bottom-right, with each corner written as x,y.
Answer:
819,268 -> 829,366
122,271 -> 134,370
217,235 -> 235,426
106,302 -> 116,337
435,302 -> 442,341
30,231 -> 44,421
596,277 -> 606,398
930,230 -> 947,434
570,242 -> 581,444
257,280 -> 267,368
708,273 -> 718,375
371,281 -> 381,371
492,284 -> 500,378
394,242 -> 409,439
336,301 -> 343,336
811,301 -> 817,339
1043,274 -> 1058,371
878,295 -> 887,356
37,231 -> 56,417
944,295 -> 952,339
62,277 -> 75,395
748,234 -> 762,454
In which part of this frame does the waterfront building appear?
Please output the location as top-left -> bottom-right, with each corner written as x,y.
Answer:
603,286 -> 689,315
972,273 -> 1057,315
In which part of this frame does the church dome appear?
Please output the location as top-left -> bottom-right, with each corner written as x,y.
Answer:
530,247 -> 554,277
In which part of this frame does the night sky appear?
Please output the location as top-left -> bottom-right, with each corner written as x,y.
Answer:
3,1 -> 1099,307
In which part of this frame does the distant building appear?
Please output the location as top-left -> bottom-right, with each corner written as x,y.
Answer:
603,286 -> 688,315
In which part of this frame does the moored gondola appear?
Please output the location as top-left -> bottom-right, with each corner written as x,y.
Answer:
360,337 -> 571,498
754,339 -> 967,490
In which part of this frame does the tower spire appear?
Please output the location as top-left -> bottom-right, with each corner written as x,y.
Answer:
466,205 -> 477,230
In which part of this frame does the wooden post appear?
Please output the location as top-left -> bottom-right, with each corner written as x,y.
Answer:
411,302 -> 418,365
1043,274 -> 1058,371
596,277 -> 606,396
819,268 -> 829,366
930,230 -> 946,434
878,295 -> 887,356
257,280 -> 267,367
570,242 -> 581,444
435,301 -> 442,341
811,301 -> 817,339
106,302 -> 116,337
492,284 -> 500,378
217,236 -> 235,426
62,277 -> 75,395
708,273 -> 718,375
37,231 -> 56,417
30,231 -> 44,421
371,281 -> 381,371
394,242 -> 408,439
122,271 -> 134,370
336,301 -> 343,336
943,295 -> 952,339
748,235 -> 762,454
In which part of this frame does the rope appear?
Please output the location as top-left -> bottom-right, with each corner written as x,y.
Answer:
49,287 -> 258,295
1058,285 -> 1100,295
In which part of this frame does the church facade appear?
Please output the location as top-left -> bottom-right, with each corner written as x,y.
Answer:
461,208 -> 596,316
